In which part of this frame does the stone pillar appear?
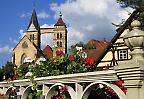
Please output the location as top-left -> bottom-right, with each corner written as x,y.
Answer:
75,83 -> 83,99
114,20 -> 144,99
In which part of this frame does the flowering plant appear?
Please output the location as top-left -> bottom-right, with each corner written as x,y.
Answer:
56,50 -> 64,56
8,87 -> 18,99
87,81 -> 127,99
114,80 -> 127,94
17,49 -> 96,78
52,85 -> 71,99
27,81 -> 42,99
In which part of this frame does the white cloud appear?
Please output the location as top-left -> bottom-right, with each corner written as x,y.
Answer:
37,11 -> 49,19
40,24 -> 54,28
20,13 -> 31,18
50,0 -> 133,46
41,33 -> 54,49
0,46 -> 12,54
20,11 -> 49,19
19,29 -> 25,39
9,37 -> 18,44
68,27 -> 84,46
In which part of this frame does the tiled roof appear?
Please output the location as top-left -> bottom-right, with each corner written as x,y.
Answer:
87,39 -> 109,49
85,39 -> 109,63
43,45 -> 53,59
54,17 -> 66,26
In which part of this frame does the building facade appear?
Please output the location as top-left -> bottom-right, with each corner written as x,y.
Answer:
12,10 -> 67,66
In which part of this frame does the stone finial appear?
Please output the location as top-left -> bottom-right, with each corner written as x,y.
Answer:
131,20 -> 141,29
123,20 -> 144,59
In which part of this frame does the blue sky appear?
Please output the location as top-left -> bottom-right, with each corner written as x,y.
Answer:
0,0 -> 133,66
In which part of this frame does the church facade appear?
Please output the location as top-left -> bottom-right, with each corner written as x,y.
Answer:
12,10 -> 67,66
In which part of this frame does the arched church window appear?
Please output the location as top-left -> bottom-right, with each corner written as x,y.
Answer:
12,53 -> 15,64
60,41 -> 62,47
22,41 -> 28,48
60,33 -> 62,38
32,34 -> 34,40
30,34 -> 35,40
57,41 -> 62,47
57,41 -> 59,47
30,35 -> 32,40
21,53 -> 27,64
57,33 -> 59,39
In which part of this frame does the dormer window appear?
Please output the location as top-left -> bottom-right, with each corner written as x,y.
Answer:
118,50 -> 128,60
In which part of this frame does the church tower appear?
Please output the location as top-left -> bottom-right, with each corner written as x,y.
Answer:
53,12 -> 67,56
26,9 -> 41,49
12,9 -> 41,66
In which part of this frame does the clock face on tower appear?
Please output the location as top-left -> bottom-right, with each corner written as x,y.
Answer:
22,41 -> 28,48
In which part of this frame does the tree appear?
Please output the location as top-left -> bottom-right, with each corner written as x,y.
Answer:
2,62 -> 16,80
0,68 -> 4,81
117,0 -> 144,8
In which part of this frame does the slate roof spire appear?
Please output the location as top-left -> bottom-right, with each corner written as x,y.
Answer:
27,9 -> 40,31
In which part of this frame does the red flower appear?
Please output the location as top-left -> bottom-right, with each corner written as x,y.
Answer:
122,89 -> 127,94
69,55 -> 75,61
114,80 -> 127,94
84,57 -> 95,66
56,50 -> 64,56
115,80 -> 123,86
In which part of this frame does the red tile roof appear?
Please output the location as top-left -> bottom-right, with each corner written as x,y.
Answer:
43,45 -> 53,59
54,18 -> 66,26
85,39 -> 109,63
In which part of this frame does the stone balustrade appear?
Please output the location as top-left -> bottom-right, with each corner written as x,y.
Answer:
0,70 -> 126,99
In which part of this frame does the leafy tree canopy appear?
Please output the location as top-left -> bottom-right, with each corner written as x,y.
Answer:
2,62 -> 16,80
117,0 -> 144,8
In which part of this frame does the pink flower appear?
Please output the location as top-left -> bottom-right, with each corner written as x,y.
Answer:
55,96 -> 61,99
59,85 -> 68,94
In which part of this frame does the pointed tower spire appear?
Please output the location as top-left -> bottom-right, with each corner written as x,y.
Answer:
54,12 -> 66,27
27,9 -> 39,31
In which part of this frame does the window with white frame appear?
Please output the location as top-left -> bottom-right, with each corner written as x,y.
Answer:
118,50 -> 128,60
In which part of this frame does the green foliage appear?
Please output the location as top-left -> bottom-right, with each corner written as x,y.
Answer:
117,0 -> 144,8
27,89 -> 42,99
0,68 -> 4,81
27,54 -> 87,78
17,63 -> 29,79
2,62 -> 16,80
8,90 -> 17,99
17,49 -> 97,78
27,82 -> 42,99
52,85 -> 71,99
71,42 -> 96,50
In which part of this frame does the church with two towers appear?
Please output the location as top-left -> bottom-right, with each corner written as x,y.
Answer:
12,10 -> 67,66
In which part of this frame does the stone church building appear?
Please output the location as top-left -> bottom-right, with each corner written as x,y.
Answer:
12,10 -> 67,66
